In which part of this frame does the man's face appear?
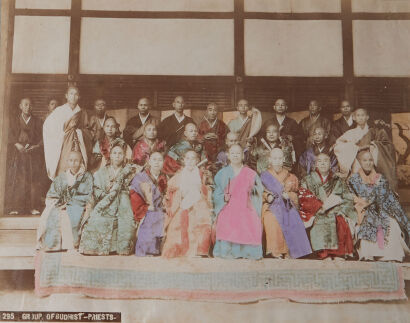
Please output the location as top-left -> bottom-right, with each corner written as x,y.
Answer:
19,98 -> 32,116
225,133 -> 239,148
316,155 -> 331,175
309,101 -> 321,116
266,125 -> 279,143
173,96 -> 185,113
67,152 -> 82,174
269,149 -> 284,167
237,100 -> 249,115
228,145 -> 243,164
110,146 -> 125,167
65,88 -> 79,105
183,151 -> 198,170
138,98 -> 150,115
340,101 -> 352,117
312,128 -> 326,145
273,99 -> 287,114
144,124 -> 157,140
184,124 -> 198,141
354,109 -> 369,126
206,105 -> 218,121
103,119 -> 117,138
48,99 -> 58,112
149,153 -> 164,172
358,152 -> 374,173
94,99 -> 106,115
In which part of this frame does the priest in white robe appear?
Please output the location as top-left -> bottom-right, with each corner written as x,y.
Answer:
43,86 -> 92,180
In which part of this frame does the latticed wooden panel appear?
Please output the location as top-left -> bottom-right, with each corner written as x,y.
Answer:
356,84 -> 405,113
356,83 -> 407,122
9,83 -> 68,118
78,83 -> 154,111
244,87 -> 292,112
157,90 -> 233,111
293,83 -> 343,114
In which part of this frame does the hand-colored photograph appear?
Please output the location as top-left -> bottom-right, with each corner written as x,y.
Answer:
0,1 -> 409,322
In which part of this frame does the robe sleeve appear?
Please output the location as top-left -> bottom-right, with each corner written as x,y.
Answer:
130,189 -> 149,221
72,173 -> 94,206
43,109 -> 65,180
213,170 -> 227,217
46,176 -> 63,201
92,171 -> 106,201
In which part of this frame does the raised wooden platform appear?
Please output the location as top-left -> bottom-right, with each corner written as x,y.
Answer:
1,216 -> 410,280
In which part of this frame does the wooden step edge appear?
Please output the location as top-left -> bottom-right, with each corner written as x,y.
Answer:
0,216 -> 40,230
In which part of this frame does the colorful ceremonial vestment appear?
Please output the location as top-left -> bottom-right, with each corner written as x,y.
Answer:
162,167 -> 213,258
260,168 -> 312,258
300,171 -> 357,258
79,164 -> 136,255
349,170 -> 410,261
130,169 -> 167,256
198,118 -> 228,162
37,170 -> 93,251
213,165 -> 263,259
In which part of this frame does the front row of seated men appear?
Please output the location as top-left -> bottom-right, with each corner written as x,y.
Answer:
36,134 -> 410,262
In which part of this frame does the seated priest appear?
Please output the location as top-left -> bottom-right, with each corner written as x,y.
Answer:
162,123 -> 207,176
299,153 -> 357,260
36,150 -> 93,252
348,149 -> 410,262
260,148 -> 312,259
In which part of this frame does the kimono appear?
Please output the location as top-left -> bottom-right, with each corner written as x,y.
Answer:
227,109 -> 262,148
162,139 -> 206,175
43,103 -> 92,180
79,164 -> 136,255
329,116 -> 356,145
349,170 -> 410,261
36,170 -> 93,251
162,167 -> 213,258
90,136 -> 133,172
298,144 -> 338,178
299,114 -> 332,147
158,113 -> 195,147
130,169 -> 167,256
261,168 -> 312,258
250,140 -> 295,174
334,124 -> 397,190
213,165 -> 263,259
123,114 -> 160,149
261,116 -> 303,157
6,114 -> 44,213
299,171 -> 357,258
198,118 -> 228,162
88,112 -> 111,145
132,138 -> 166,166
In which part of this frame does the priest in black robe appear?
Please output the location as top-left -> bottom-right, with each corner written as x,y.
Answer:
6,98 -> 45,215
123,97 -> 159,149
261,98 -> 303,158
299,99 -> 332,148
158,96 -> 195,147
329,100 -> 356,145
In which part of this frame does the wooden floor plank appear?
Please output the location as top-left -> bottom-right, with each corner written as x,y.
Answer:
0,216 -> 39,230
